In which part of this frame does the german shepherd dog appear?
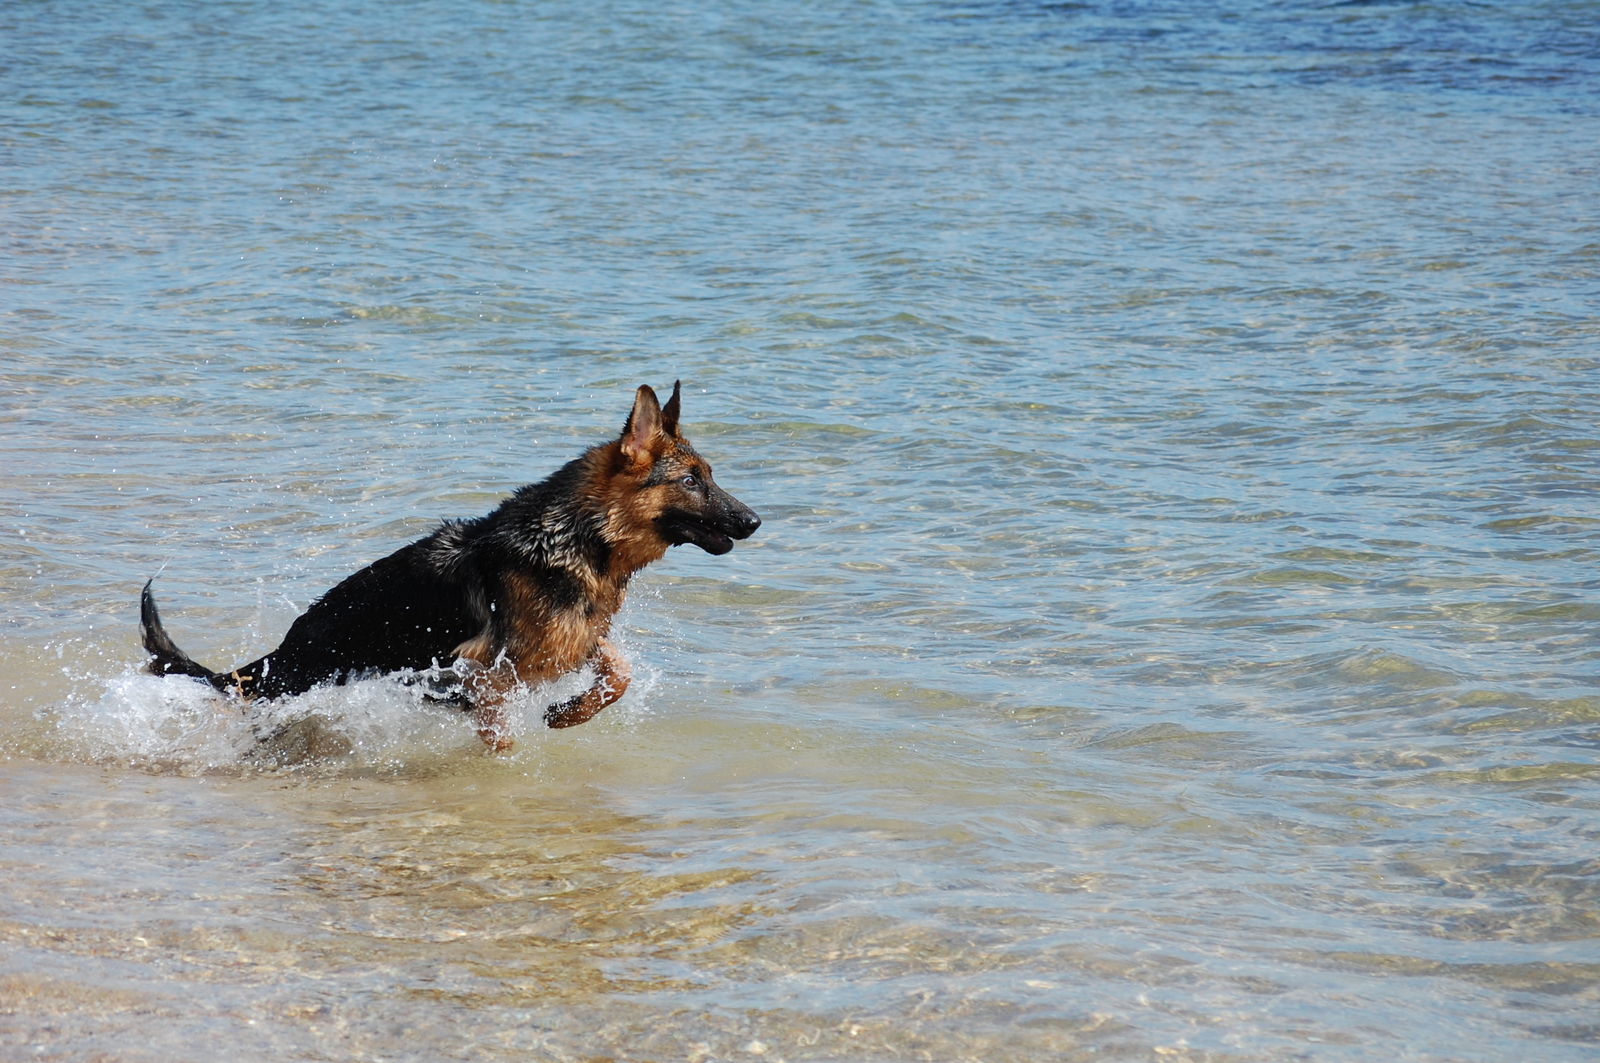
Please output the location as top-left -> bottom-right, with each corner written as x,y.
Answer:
139,382 -> 760,751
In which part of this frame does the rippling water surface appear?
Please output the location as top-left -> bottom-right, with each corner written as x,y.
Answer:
4,1 -> 1599,1060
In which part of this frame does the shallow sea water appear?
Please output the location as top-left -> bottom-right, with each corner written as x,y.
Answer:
3,1 -> 1599,1060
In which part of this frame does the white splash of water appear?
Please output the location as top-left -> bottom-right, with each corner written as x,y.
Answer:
43,629 -> 660,773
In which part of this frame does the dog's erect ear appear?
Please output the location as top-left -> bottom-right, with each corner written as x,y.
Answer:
660,380 -> 682,438
621,384 -> 664,463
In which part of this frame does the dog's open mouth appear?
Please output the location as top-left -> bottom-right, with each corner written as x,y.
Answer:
657,516 -> 736,555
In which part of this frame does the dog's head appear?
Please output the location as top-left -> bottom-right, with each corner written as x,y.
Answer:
613,382 -> 760,556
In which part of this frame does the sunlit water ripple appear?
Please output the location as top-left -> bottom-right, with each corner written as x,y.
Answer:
3,1 -> 1598,1060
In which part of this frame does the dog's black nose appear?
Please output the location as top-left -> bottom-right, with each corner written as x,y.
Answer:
725,504 -> 760,540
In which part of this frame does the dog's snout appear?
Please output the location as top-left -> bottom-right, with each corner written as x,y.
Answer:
708,482 -> 761,541
717,491 -> 761,540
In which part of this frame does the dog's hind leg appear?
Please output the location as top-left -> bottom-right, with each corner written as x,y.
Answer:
544,638 -> 632,730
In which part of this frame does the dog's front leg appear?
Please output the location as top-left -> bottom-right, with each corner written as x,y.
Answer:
544,638 -> 632,729
469,694 -> 516,752
461,664 -> 520,752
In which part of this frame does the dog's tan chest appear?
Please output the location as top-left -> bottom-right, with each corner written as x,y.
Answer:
487,570 -> 625,683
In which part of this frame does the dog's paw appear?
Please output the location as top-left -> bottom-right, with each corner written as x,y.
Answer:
543,693 -> 592,729
476,728 -> 515,752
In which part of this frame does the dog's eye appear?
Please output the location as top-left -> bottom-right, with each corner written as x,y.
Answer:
680,474 -> 699,489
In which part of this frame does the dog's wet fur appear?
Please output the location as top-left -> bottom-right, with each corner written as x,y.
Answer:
140,382 -> 760,751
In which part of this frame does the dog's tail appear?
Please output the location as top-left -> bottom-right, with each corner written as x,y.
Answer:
140,580 -> 222,684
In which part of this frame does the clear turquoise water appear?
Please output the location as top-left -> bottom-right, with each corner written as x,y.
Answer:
3,2 -> 1598,1060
